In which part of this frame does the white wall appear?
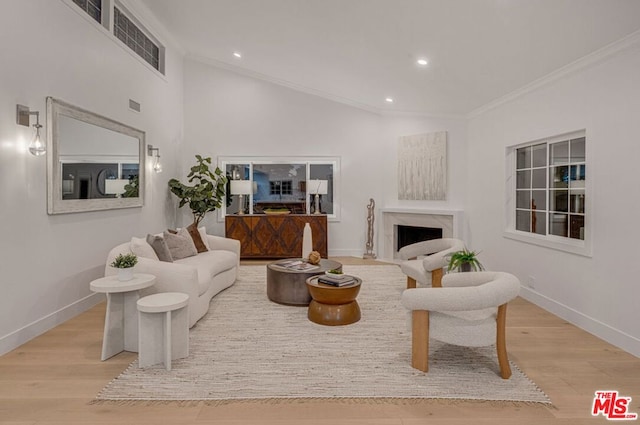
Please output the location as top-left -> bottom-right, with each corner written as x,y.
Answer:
182,60 -> 468,257
467,45 -> 640,356
0,0 -> 183,354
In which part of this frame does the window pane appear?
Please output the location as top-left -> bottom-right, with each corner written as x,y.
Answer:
532,168 -> 546,189
533,211 -> 546,235
532,190 -> 546,211
253,163 -> 306,214
570,215 -> 585,240
549,213 -> 568,237
516,147 -> 531,169
550,166 -> 568,188
516,191 -> 530,209
517,170 -> 531,189
550,141 -> 569,165
532,143 -> 546,168
570,137 -> 585,163
516,210 -> 530,232
570,190 -> 585,213
570,164 -> 585,188
549,190 -> 568,212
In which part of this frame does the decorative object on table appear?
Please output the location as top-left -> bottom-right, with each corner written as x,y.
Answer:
301,222 -> 313,259
168,155 -> 227,226
263,208 -> 290,215
307,179 -> 328,214
363,198 -> 377,259
308,250 -> 321,265
446,249 -> 484,272
110,253 -> 138,281
229,180 -> 252,215
398,131 -> 447,201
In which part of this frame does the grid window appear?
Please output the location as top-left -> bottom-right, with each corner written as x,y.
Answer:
114,7 -> 160,70
514,133 -> 586,241
269,180 -> 292,195
72,0 -> 102,23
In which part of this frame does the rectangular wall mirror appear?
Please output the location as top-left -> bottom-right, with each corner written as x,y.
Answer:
46,97 -> 145,214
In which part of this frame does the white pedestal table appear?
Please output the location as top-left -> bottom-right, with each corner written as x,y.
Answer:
90,273 -> 156,360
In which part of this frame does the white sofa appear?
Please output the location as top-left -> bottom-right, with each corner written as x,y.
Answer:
105,233 -> 240,328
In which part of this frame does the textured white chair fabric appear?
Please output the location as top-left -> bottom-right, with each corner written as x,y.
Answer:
398,238 -> 465,288
401,271 -> 521,378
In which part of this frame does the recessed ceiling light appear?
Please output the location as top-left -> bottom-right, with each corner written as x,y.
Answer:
385,97 -> 394,103
233,52 -> 242,59
417,58 -> 428,66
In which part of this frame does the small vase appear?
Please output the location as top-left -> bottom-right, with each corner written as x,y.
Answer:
460,263 -> 472,273
117,268 -> 134,282
302,223 -> 313,260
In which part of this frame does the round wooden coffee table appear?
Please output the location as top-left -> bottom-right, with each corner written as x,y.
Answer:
266,258 -> 342,306
306,275 -> 362,326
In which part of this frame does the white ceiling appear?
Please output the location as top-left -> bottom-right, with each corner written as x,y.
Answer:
139,0 -> 640,116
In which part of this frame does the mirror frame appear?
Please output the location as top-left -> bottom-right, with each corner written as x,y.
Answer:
46,97 -> 146,214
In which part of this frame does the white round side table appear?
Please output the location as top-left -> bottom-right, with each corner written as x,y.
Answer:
90,273 -> 156,361
137,292 -> 189,371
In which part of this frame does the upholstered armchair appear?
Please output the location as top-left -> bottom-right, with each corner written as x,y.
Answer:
401,271 -> 521,378
398,238 -> 465,288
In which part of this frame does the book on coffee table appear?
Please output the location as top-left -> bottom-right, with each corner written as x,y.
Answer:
317,276 -> 356,286
274,260 -> 319,271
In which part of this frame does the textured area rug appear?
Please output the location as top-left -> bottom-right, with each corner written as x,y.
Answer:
96,265 -> 550,403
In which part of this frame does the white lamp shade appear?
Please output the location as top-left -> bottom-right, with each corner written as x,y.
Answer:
105,179 -> 129,195
230,180 -> 252,195
307,179 -> 328,195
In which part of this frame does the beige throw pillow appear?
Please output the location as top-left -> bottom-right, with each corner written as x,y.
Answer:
163,227 -> 198,260
130,237 -> 159,260
146,234 -> 173,262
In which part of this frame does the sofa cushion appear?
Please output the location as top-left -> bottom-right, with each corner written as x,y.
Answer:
174,250 -> 238,296
164,228 -> 198,260
146,234 -> 173,262
130,237 -> 159,261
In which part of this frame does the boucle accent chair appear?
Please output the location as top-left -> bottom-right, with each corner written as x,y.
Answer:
398,238 -> 466,288
401,271 -> 521,378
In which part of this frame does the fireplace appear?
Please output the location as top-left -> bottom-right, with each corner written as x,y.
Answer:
381,208 -> 463,259
397,225 -> 443,251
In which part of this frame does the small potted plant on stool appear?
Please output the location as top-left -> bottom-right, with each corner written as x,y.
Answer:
110,253 -> 138,281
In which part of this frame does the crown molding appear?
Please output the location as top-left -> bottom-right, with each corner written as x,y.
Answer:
468,29 -> 640,119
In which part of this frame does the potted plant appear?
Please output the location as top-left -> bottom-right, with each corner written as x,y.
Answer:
446,249 -> 484,272
110,253 -> 138,281
168,155 -> 228,227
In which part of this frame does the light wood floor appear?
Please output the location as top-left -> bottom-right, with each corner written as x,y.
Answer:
1,257 -> 638,424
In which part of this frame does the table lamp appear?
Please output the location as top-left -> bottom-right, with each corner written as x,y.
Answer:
230,180 -> 252,215
307,179 -> 328,214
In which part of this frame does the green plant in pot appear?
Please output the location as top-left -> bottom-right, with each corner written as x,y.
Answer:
446,249 -> 484,272
168,155 -> 228,227
110,253 -> 138,281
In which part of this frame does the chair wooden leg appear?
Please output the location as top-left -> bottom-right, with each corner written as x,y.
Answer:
496,303 -> 512,379
407,277 -> 417,289
411,310 -> 429,372
431,268 -> 443,288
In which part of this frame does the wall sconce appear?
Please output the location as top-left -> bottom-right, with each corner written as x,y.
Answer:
16,104 -> 45,156
307,179 -> 328,214
147,144 -> 162,173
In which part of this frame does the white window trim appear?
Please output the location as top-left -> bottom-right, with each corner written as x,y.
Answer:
503,130 -> 592,257
218,156 -> 341,222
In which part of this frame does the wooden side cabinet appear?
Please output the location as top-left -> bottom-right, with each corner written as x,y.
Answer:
225,214 -> 328,259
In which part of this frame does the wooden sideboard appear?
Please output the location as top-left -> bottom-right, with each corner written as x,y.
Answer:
225,214 -> 328,259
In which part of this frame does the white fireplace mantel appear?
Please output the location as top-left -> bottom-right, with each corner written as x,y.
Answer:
380,208 -> 464,260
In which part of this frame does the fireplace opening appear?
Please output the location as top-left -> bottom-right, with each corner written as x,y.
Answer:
397,225 -> 443,251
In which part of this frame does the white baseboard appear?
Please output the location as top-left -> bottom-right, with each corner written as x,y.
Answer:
0,293 -> 103,356
520,286 -> 640,357
328,249 -> 368,258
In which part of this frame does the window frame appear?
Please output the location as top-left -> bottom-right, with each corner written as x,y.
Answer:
218,156 -> 341,221
504,130 -> 592,257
